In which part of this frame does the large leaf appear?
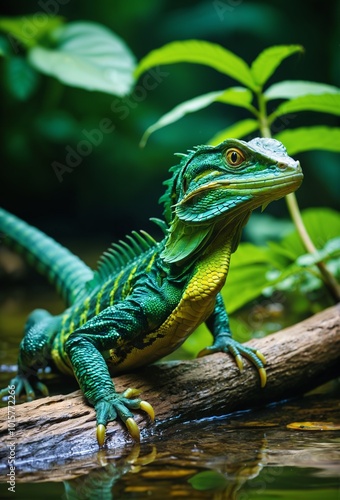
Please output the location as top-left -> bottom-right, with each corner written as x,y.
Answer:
135,40 -> 256,90
250,45 -> 303,87
274,126 -> 340,155
0,15 -> 64,48
140,87 -> 254,146
221,243 -> 273,313
209,118 -> 259,145
270,93 -> 340,121
265,80 -> 340,100
28,21 -> 136,96
223,262 -> 272,313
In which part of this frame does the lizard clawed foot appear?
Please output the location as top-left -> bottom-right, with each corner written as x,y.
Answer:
0,373 -> 49,401
198,337 -> 267,388
95,388 -> 155,447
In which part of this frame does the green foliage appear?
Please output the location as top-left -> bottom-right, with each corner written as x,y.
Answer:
0,15 -> 64,48
224,208 -> 340,313
275,127 -> 340,155
28,22 -> 136,96
135,39 -> 257,89
0,17 -> 136,96
140,87 -> 254,146
135,41 -> 340,156
249,45 -> 303,87
270,93 -> 340,120
264,80 -> 340,100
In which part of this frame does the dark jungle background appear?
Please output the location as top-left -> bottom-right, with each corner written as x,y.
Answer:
0,0 -> 339,262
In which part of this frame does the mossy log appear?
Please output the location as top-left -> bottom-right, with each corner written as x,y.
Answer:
0,304 -> 339,468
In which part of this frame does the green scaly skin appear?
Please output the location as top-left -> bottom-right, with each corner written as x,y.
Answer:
0,137 -> 303,446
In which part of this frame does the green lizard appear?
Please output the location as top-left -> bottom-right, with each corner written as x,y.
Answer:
0,137 -> 303,446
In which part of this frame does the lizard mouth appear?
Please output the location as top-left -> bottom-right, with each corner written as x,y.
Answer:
179,172 -> 303,205
228,172 -> 303,188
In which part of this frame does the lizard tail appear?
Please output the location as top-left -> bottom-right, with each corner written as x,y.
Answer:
0,208 -> 93,305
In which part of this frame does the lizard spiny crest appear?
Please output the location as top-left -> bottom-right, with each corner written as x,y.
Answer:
88,230 -> 157,289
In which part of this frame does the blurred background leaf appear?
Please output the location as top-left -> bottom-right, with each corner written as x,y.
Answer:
28,21 -> 136,96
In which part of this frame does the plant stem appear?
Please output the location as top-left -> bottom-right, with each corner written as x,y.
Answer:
257,92 -> 271,139
286,193 -> 340,301
256,92 -> 340,302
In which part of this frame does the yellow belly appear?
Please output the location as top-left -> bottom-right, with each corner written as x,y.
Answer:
108,235 -> 232,373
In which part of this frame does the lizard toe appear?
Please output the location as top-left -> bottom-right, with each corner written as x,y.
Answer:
94,391 -> 155,446
198,337 -> 267,387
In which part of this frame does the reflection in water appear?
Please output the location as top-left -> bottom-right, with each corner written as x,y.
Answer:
62,445 -> 157,500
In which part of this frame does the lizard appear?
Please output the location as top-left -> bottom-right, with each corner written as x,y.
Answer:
0,137 -> 303,446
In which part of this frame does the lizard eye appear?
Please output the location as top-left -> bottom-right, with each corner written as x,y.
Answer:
225,148 -> 246,167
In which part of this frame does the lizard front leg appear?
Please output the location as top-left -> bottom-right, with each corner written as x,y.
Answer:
199,293 -> 267,387
65,294 -> 165,446
0,309 -> 57,401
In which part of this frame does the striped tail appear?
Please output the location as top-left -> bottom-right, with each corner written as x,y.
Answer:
0,208 -> 93,306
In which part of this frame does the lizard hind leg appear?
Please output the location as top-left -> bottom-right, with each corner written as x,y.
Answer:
0,309 -> 57,401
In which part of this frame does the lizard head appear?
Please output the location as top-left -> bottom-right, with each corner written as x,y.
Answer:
161,137 -> 303,264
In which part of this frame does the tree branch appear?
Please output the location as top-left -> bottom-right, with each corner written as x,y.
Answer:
0,305 -> 339,466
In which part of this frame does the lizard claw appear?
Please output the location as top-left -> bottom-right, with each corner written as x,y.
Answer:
94,389 -> 155,446
139,401 -> 155,422
126,417 -> 140,442
96,423 -> 106,447
258,367 -> 267,388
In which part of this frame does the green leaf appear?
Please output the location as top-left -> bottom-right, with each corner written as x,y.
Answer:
28,21 -> 136,96
5,56 -> 39,100
223,263 -> 272,313
270,94 -> 340,121
0,15 -> 64,48
265,80 -> 340,100
135,40 -> 256,90
218,87 -> 256,111
250,45 -> 303,87
209,119 -> 259,145
141,90 -> 224,146
140,87 -> 254,146
222,243 -> 273,313
274,126 -> 340,155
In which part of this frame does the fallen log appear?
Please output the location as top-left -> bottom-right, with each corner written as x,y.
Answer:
0,304 -> 339,466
